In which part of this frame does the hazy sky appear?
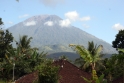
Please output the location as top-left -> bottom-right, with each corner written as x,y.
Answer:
0,0 -> 124,44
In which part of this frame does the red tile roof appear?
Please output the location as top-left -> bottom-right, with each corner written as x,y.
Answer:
53,59 -> 92,83
15,59 -> 92,83
15,71 -> 38,83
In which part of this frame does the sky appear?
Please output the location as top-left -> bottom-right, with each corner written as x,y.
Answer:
0,0 -> 124,44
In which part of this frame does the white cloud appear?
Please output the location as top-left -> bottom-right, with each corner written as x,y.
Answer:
39,0 -> 65,7
112,23 -> 124,30
44,21 -> 54,26
19,14 -> 29,18
80,16 -> 91,21
59,19 -> 71,27
58,11 -> 91,28
82,24 -> 90,28
24,21 -> 36,26
65,11 -> 79,21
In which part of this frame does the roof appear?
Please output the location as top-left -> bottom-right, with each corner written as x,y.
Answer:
53,59 -> 92,83
15,59 -> 92,83
15,71 -> 38,83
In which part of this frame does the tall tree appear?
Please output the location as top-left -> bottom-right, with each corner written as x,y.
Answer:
0,29 -> 13,59
103,53 -> 124,82
71,41 -> 103,70
69,41 -> 103,82
0,18 -> 3,25
112,30 -> 124,49
3,35 -> 47,80
16,35 -> 32,54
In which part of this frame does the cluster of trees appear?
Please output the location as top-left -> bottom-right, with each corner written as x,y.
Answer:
0,18 -> 124,83
70,30 -> 124,83
0,19 -> 59,83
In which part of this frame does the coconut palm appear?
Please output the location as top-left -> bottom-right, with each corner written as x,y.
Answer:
17,35 -> 32,54
74,57 -> 93,73
69,41 -> 103,82
70,41 -> 103,70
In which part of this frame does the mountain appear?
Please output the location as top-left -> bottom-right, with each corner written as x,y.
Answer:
8,14 -> 117,55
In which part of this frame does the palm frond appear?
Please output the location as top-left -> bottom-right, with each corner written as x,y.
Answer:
83,61 -> 91,69
94,45 -> 103,57
74,45 -> 92,62
69,41 -> 103,71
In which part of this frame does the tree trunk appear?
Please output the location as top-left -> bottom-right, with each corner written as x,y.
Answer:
91,62 -> 95,70
91,63 -> 99,83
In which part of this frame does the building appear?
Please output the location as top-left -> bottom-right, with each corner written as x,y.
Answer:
15,59 -> 92,83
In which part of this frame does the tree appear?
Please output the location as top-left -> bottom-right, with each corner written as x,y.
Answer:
0,18 -> 3,25
35,60 -> 60,83
59,55 -> 69,60
70,41 -> 103,70
0,29 -> 13,59
112,30 -> 124,49
69,41 -> 103,82
0,29 -> 14,81
103,53 -> 124,82
16,35 -> 32,54
3,35 -> 47,80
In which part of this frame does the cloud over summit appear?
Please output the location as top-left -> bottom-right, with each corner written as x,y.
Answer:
44,21 -> 54,26
24,21 -> 36,26
62,11 -> 91,28
59,19 -> 71,27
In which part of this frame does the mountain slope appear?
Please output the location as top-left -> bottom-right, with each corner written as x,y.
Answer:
8,15 -> 117,54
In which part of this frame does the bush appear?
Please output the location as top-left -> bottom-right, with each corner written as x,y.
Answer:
35,60 -> 60,83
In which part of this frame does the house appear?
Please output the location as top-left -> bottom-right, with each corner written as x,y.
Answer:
53,59 -> 92,83
15,71 -> 38,83
15,59 -> 92,83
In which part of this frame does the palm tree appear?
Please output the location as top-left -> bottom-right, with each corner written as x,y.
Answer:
70,41 -> 103,70
59,55 -> 68,60
17,35 -> 32,54
69,41 -> 103,82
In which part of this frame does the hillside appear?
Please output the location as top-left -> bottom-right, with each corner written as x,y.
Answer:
8,15 -> 117,54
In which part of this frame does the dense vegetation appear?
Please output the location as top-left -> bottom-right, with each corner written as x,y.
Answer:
70,41 -> 124,83
0,18 -> 124,83
0,27 -> 59,82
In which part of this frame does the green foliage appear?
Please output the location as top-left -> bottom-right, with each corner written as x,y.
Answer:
70,41 -> 105,83
103,53 -> 124,82
0,34 -> 47,81
35,60 -> 60,83
16,35 -> 33,53
82,73 -> 107,83
82,76 -> 92,83
59,55 -> 67,59
112,30 -> 124,49
70,41 -> 103,70
0,29 -> 14,81
0,18 -> 3,25
0,59 -> 13,81
7,46 -> 46,79
0,29 -> 13,59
